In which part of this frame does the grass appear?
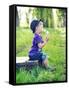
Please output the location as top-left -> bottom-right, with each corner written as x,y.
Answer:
16,27 -> 66,83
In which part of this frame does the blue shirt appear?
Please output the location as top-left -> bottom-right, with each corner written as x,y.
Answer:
29,33 -> 44,56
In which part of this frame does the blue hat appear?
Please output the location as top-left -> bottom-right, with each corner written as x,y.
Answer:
30,20 -> 40,33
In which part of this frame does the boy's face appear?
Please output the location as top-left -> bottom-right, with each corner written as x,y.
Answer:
36,21 -> 43,33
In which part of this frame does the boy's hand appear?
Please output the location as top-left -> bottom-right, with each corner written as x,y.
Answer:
45,37 -> 49,42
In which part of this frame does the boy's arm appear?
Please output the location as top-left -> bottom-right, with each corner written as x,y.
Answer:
38,37 -> 49,48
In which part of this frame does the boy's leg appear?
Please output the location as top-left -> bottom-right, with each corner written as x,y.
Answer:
42,58 -> 56,71
42,58 -> 48,68
40,52 -> 48,67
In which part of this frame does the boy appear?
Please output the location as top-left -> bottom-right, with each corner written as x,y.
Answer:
29,20 -> 54,70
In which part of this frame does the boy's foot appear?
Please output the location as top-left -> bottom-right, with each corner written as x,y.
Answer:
43,65 -> 56,72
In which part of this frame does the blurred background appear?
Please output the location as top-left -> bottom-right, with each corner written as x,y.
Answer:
16,7 -> 66,29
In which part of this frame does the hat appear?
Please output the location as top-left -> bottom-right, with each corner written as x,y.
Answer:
30,20 -> 41,33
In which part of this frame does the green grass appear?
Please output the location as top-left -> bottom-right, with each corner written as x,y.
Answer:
16,27 -> 66,83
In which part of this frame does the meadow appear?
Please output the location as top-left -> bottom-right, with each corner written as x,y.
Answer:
16,27 -> 66,83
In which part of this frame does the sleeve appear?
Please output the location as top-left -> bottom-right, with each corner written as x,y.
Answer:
34,36 -> 43,45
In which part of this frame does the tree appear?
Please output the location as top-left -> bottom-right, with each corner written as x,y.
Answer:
52,9 -> 58,29
34,8 -> 54,28
16,7 -> 19,27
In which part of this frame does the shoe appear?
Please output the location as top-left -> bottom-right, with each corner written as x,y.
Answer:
44,65 -> 56,72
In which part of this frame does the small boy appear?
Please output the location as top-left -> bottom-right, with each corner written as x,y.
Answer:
29,20 -> 54,70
